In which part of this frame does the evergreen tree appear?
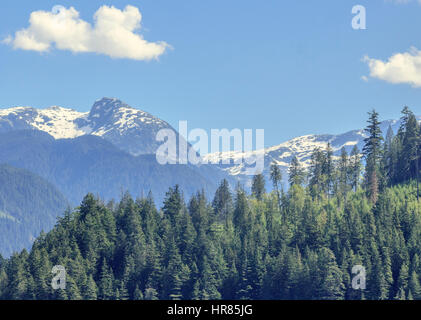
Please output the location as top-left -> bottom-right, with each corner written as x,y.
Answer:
349,145 -> 361,191
363,109 -> 383,203
409,270 -> 421,300
98,259 -> 114,300
133,285 -> 144,300
289,156 -> 305,186
212,179 -> 233,221
325,143 -> 335,197
383,125 -> 395,187
401,111 -> 420,198
338,147 -> 350,199
309,147 -> 326,196
251,173 -> 266,201
270,163 -> 282,194
83,274 -> 97,300
316,248 -> 345,300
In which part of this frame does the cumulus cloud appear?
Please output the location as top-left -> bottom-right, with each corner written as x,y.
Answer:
3,5 -> 169,60
363,48 -> 421,87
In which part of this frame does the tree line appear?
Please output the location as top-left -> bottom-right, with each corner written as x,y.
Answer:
0,107 -> 421,300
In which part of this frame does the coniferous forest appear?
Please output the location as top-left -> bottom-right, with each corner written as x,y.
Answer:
1,107 -> 421,300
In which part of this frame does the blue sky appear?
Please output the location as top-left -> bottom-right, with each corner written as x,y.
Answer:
1,0 -> 421,147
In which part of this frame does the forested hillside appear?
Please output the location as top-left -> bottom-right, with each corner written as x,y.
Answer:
0,165 -> 68,257
0,130 -> 230,205
0,107 -> 421,300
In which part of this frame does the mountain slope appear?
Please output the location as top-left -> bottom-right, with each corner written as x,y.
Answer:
0,164 -> 68,257
0,97 -> 177,156
0,130 -> 226,206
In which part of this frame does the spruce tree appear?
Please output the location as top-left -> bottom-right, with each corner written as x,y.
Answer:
363,109 -> 383,203
270,162 -> 282,200
251,173 -> 266,201
349,145 -> 361,191
288,155 -> 305,186
212,179 -> 233,221
338,147 -> 349,199
98,258 -> 114,300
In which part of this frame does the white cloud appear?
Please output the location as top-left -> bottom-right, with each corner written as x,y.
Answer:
1,35 -> 12,45
3,5 -> 169,60
365,1 -> 421,87
363,47 -> 421,87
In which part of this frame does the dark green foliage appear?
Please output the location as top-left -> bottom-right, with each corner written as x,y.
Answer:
270,163 -> 282,211
363,109 -> 384,203
1,107 -> 421,300
382,107 -> 421,199
288,156 -> 305,186
212,179 -> 233,221
308,144 -> 335,199
0,176 -> 420,300
270,163 -> 282,192
251,174 -> 266,201
349,145 -> 362,192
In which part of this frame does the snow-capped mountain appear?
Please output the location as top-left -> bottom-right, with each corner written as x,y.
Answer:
0,98 -> 233,207
1,97 -> 419,191
0,97 -> 175,156
203,116 -> 420,189
203,130 -> 363,188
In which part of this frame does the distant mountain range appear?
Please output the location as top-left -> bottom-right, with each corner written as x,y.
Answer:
0,97 -> 418,256
204,116 -> 421,189
1,98 -> 418,191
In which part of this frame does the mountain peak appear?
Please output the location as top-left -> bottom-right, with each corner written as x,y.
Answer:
0,98 -> 179,156
91,97 -> 130,111
90,97 -> 130,116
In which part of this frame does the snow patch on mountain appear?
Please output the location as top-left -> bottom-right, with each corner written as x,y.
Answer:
203,132 -> 362,177
32,107 -> 92,139
0,105 -> 90,139
0,98 -> 179,156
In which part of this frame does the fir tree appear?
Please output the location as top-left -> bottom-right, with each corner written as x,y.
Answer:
251,173 -> 266,201
363,109 -> 383,203
288,156 -> 305,186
